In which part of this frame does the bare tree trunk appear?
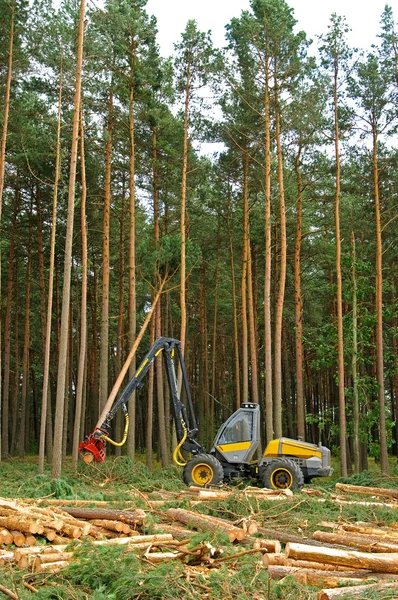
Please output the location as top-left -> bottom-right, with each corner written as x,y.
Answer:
152,127 -> 167,462
19,213 -> 32,456
333,65 -> 347,477
127,62 -> 137,459
0,0 -> 15,461
373,123 -> 389,474
38,51 -> 62,474
226,213 -> 240,410
351,232 -> 360,472
263,55 -> 273,443
2,186 -> 19,457
99,86 -> 113,413
210,224 -> 220,439
115,180 -> 126,456
146,317 -> 155,470
10,280 -> 19,456
247,239 -> 259,404
72,108 -> 88,470
52,0 -> 85,479
294,144 -> 305,440
273,108 -> 287,439
241,154 -> 249,403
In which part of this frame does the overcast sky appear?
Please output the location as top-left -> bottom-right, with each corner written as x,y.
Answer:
146,0 -> 392,56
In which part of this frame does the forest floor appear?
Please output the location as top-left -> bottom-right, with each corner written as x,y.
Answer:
2,456 -> 398,600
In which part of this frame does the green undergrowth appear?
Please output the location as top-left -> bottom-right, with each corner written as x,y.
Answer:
3,457 -> 398,598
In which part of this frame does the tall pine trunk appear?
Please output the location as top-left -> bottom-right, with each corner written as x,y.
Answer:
373,121 -> 389,474
99,86 -> 113,413
263,53 -> 273,443
2,186 -> 19,456
127,55 -> 137,459
294,144 -> 305,439
72,108 -> 88,470
333,65 -> 347,475
0,0 -> 15,461
273,107 -> 287,439
52,0 -> 85,479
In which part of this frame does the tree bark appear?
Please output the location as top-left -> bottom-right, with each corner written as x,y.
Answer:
373,121 -> 389,474
0,0 -> 15,462
294,144 -> 305,439
2,187 -> 19,457
72,107 -> 88,470
263,45 -> 273,443
127,47 -> 137,458
333,60 -> 347,476
241,154 -> 249,402
286,542 -> 398,572
273,107 -> 287,439
19,212 -> 32,456
52,0 -> 85,479
318,582 -> 398,600
99,86 -> 113,413
226,212 -> 240,409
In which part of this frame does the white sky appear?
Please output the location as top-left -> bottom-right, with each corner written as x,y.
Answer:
146,0 -> 394,56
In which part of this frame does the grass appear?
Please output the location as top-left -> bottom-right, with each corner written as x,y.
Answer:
2,456 -> 398,599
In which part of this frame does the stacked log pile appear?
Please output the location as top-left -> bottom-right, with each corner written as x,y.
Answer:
0,497 -> 151,573
3,483 -> 398,599
264,517 -> 398,599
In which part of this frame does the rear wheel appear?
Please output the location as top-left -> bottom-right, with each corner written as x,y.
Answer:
183,454 -> 224,487
261,458 -> 304,490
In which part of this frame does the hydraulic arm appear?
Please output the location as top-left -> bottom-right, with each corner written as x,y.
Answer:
79,337 -> 206,464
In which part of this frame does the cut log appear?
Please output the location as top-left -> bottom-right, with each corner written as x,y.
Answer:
318,582 -> 398,600
0,515 -> 43,535
35,559 -> 70,573
257,527 -> 347,548
0,584 -> 19,600
313,530 -> 398,552
89,519 -> 130,534
286,542 -> 398,573
152,523 -> 195,540
252,539 -> 281,553
335,483 -> 398,499
25,534 -> 37,546
166,508 -> 245,542
341,523 -> 398,539
262,554 -> 366,571
268,565 -> 398,588
26,499 -> 132,507
0,528 -> 13,545
60,507 -> 146,526
14,545 -> 70,561
11,530 -> 26,547
32,551 -> 73,571
334,498 -> 398,510
92,534 -> 173,546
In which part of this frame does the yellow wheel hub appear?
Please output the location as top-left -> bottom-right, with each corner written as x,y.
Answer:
270,468 -> 292,489
191,463 -> 214,486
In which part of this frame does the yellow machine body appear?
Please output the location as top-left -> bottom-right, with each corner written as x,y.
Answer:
264,438 -> 323,461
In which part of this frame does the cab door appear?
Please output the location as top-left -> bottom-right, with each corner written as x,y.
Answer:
212,404 -> 260,464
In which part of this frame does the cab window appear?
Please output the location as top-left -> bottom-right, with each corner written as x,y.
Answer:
218,412 -> 253,444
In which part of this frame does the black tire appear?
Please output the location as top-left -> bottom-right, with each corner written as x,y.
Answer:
183,454 -> 224,487
261,458 -> 304,490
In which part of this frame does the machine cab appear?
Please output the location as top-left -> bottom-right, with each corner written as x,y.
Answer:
212,403 -> 261,464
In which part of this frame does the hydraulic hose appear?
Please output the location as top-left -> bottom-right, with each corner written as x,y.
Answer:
172,419 -> 188,467
99,413 -> 129,447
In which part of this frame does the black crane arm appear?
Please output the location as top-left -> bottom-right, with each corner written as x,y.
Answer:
79,337 -> 206,463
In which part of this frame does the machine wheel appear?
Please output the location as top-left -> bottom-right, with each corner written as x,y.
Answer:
183,454 -> 224,487
261,458 -> 304,490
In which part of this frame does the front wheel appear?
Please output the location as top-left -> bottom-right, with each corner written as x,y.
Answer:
183,454 -> 224,487
261,458 -> 304,490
